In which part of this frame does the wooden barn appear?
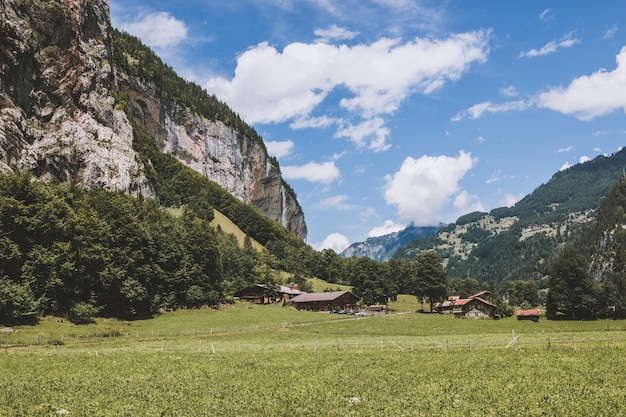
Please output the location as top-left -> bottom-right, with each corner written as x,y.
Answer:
516,309 -> 541,322
290,291 -> 358,312
233,284 -> 302,304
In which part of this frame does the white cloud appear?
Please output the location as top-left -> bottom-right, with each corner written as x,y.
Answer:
116,12 -> 188,49
539,8 -> 552,21
453,190 -> 485,216
500,85 -> 518,97
383,151 -> 475,226
281,161 -> 340,184
311,232 -> 351,252
592,130 -> 611,136
452,100 -> 531,121
265,140 -> 294,158
486,170 -> 512,185
290,116 -> 339,130
316,195 -> 351,210
559,162 -> 571,171
205,30 -> 490,150
603,25 -> 618,40
500,193 -> 524,208
368,220 -> 405,237
314,25 -> 359,42
556,146 -> 572,153
518,34 -> 579,59
334,117 -> 391,152
579,155 -> 591,164
538,47 -> 626,120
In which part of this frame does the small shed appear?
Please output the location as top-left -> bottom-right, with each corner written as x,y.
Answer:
290,291 -> 358,312
516,309 -> 541,322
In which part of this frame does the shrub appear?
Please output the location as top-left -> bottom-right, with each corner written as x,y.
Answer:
69,302 -> 100,324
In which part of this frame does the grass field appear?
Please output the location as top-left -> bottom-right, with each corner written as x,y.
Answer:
2,300 -> 626,416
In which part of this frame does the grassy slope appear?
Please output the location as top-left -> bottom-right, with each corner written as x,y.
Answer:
210,209 -> 264,251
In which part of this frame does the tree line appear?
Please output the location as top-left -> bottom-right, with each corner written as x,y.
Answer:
0,172 -> 262,323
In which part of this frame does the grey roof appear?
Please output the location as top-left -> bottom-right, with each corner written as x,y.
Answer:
290,291 -> 352,303
278,285 -> 303,295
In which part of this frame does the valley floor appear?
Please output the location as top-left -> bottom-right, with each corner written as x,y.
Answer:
2,301 -> 625,416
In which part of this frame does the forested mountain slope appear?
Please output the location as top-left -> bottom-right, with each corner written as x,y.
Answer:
393,149 -> 626,289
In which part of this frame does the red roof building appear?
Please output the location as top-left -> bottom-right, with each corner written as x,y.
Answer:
436,293 -> 497,319
516,309 -> 541,322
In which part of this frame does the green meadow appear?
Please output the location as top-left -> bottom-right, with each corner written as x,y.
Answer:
2,298 -> 626,416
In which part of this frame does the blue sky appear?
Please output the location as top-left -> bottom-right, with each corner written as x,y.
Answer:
110,0 -> 626,252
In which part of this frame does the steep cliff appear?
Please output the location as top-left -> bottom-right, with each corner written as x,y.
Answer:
0,0 -> 306,240
0,0 -> 152,195
116,72 -> 306,240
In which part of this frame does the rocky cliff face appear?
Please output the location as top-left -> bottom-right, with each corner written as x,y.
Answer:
0,0 -> 152,195
118,75 -> 307,240
0,0 -> 306,240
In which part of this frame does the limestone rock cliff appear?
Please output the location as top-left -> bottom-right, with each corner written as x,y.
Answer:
118,75 -> 306,240
0,0 -> 306,240
0,0 -> 152,195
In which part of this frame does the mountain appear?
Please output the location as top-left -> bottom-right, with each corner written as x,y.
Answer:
0,0 -> 306,240
392,149 -> 626,288
588,175 -> 626,316
340,225 -> 439,261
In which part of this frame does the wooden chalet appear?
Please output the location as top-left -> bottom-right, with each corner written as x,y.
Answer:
234,284 -> 303,304
516,309 -> 541,322
290,291 -> 358,312
436,292 -> 497,319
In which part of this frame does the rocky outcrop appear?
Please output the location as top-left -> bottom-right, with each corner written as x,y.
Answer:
0,0 -> 306,240
0,0 -> 152,195
120,76 -> 306,240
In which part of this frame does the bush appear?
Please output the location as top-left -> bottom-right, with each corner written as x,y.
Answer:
69,302 -> 100,324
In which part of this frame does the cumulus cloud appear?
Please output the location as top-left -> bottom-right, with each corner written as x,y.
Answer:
452,100 -> 531,121
281,161 -> 340,183
453,190 -> 485,216
205,30 -> 490,150
383,151 -> 476,226
368,220 -> 405,237
334,117 -> 391,152
265,140 -> 294,158
116,12 -> 188,49
500,193 -> 524,208
311,232 -> 351,252
538,47 -> 626,120
519,34 -> 579,59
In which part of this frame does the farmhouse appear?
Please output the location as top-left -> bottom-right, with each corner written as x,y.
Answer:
233,284 -> 303,304
290,291 -> 358,312
435,291 -> 497,319
516,309 -> 541,322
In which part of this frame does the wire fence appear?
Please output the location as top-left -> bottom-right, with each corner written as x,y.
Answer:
3,326 -> 626,356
